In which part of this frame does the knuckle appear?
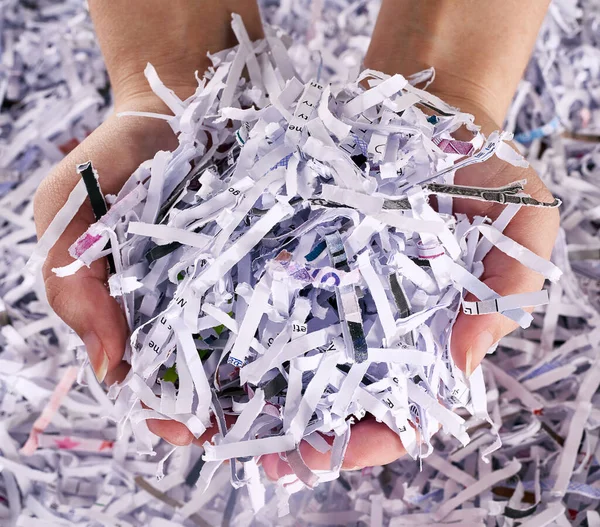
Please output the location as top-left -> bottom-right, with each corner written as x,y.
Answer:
147,418 -> 194,446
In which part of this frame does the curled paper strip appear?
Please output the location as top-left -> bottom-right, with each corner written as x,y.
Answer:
462,290 -> 550,315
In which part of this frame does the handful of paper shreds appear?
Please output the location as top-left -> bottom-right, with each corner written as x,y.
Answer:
2,0 -> 600,525
30,10 -> 565,514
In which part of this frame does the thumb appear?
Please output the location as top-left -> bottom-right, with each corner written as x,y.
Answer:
451,250 -> 547,377
41,234 -> 129,384
451,186 -> 560,376
34,113 -> 177,383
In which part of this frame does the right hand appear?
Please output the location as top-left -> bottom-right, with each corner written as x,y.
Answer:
33,0 -> 263,446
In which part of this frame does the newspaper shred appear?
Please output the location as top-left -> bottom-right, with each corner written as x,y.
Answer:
1,0 -> 600,526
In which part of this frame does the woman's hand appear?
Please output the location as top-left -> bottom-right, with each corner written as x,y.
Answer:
262,0 -> 559,479
261,99 -> 560,481
33,0 -> 263,446
440,102 -> 560,376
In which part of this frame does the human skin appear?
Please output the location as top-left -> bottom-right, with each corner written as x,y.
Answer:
263,0 -> 560,478
369,0 -> 558,377
33,0 -> 264,447
33,0 -> 558,474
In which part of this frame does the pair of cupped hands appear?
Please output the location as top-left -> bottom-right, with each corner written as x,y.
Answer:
33,1 -> 558,480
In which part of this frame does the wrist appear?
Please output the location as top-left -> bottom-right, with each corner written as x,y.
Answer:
427,91 -> 503,136
111,61 -> 204,114
364,0 -> 549,128
364,53 -> 506,130
89,0 -> 264,113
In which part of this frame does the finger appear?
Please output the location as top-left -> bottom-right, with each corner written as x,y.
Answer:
145,413 -> 237,449
147,419 -> 195,447
104,360 -> 131,386
40,208 -> 129,383
446,140 -> 560,375
193,423 -> 222,446
34,113 -> 177,383
451,258 -> 539,376
187,415 -> 236,448
259,452 -> 283,481
112,363 -> 200,451
262,418 -> 406,480
140,404 -> 229,448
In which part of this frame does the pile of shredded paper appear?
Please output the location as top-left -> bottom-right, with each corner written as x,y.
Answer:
1,0 -> 600,526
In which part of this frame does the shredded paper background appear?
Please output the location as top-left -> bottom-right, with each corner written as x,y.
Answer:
1,0 -> 600,526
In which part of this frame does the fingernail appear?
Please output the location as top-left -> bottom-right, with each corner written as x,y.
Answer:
83,332 -> 109,383
465,331 -> 495,378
